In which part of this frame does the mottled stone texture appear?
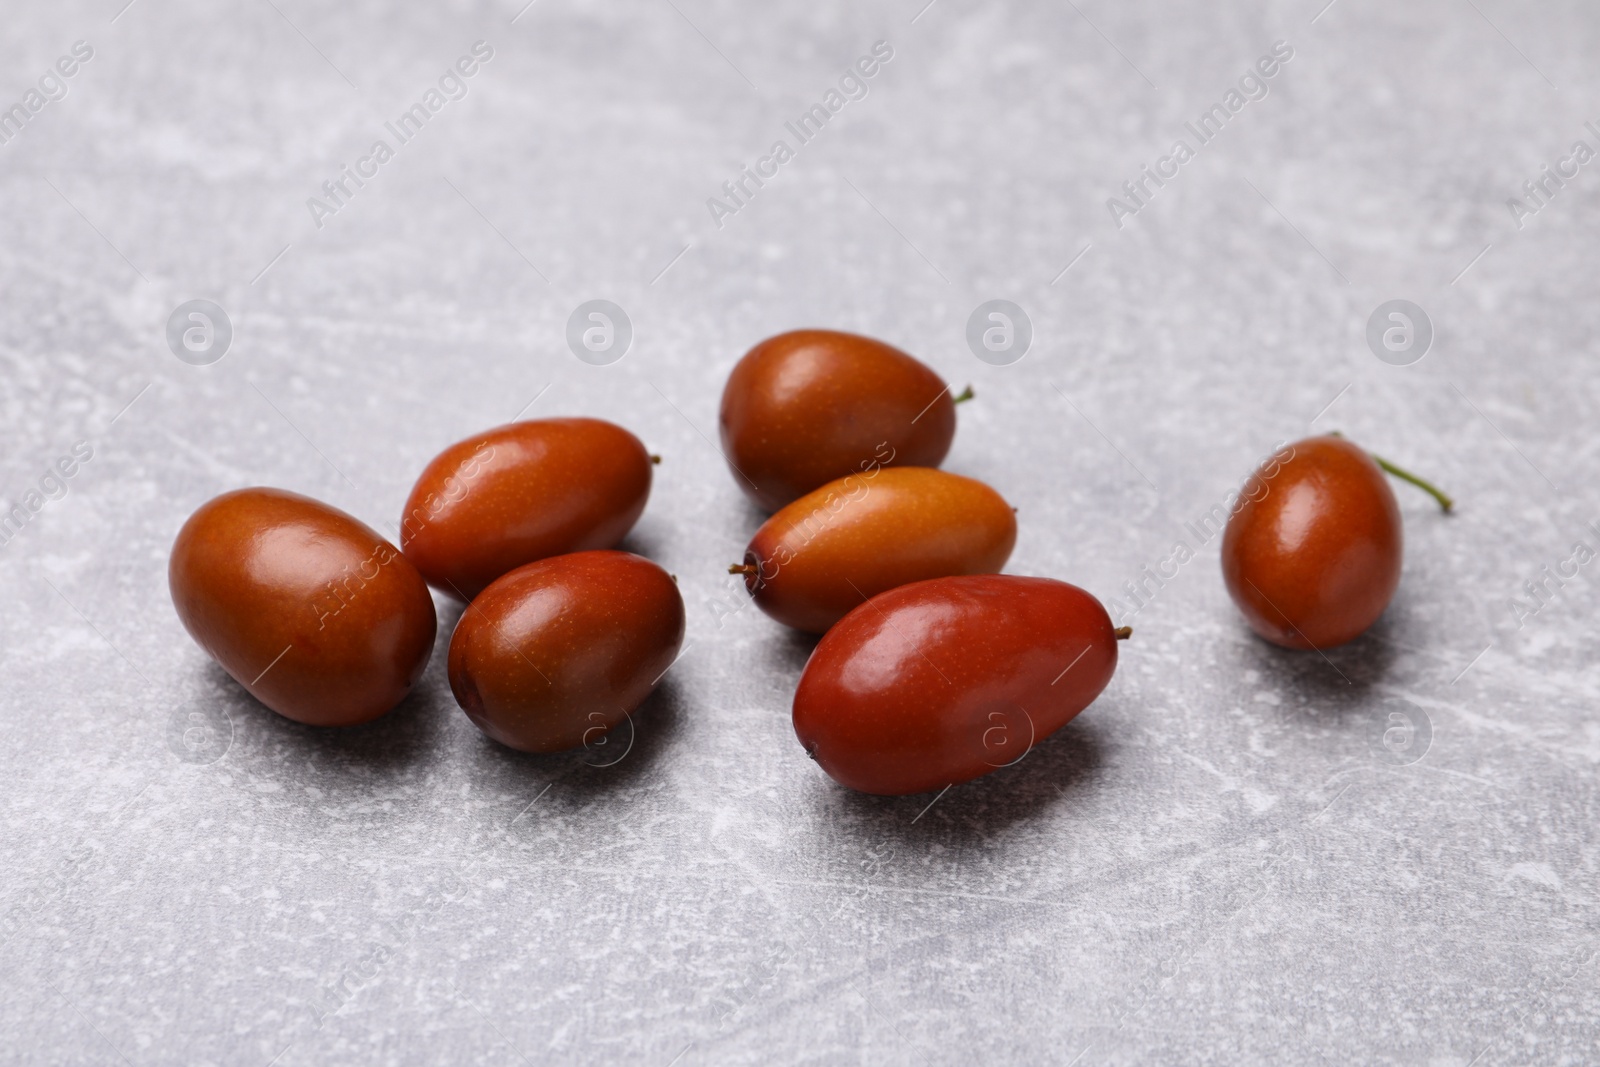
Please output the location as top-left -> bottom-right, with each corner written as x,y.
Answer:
1,0 -> 1596,1064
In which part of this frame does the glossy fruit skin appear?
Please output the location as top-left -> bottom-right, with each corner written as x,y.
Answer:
447,551 -> 685,753
169,488 -> 437,727
719,330 -> 957,512
739,467 -> 1016,633
793,575 -> 1119,796
1221,435 -> 1402,650
401,418 -> 653,601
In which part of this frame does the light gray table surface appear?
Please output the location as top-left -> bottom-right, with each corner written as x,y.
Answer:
2,0 -> 1597,1063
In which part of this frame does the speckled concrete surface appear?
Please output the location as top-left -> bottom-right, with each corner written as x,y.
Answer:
1,0 -> 1597,1064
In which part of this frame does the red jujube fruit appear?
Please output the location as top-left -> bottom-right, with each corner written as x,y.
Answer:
735,467 -> 1016,633
719,330 -> 961,512
169,488 -> 437,727
793,575 -> 1123,796
447,550 -> 685,753
1221,434 -> 1407,650
401,418 -> 653,601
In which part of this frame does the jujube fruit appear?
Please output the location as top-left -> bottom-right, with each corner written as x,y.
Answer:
1221,434 -> 1451,650
169,487 -> 437,727
447,550 -> 685,753
793,574 -> 1127,796
719,329 -> 965,512
732,466 -> 1016,633
401,417 -> 654,601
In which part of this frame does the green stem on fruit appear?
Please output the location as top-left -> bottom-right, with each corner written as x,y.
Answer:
650,454 -> 662,464
1114,626 -> 1132,640
728,563 -> 758,576
952,385 -> 975,405
1371,453 -> 1453,512
1327,432 -> 1453,513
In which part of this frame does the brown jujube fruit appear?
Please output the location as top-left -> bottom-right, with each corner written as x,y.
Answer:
401,417 -> 653,601
793,575 -> 1124,796
169,487 -> 437,727
447,550 -> 685,753
719,330 -> 960,512
734,466 -> 1016,633
1221,435 -> 1406,649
